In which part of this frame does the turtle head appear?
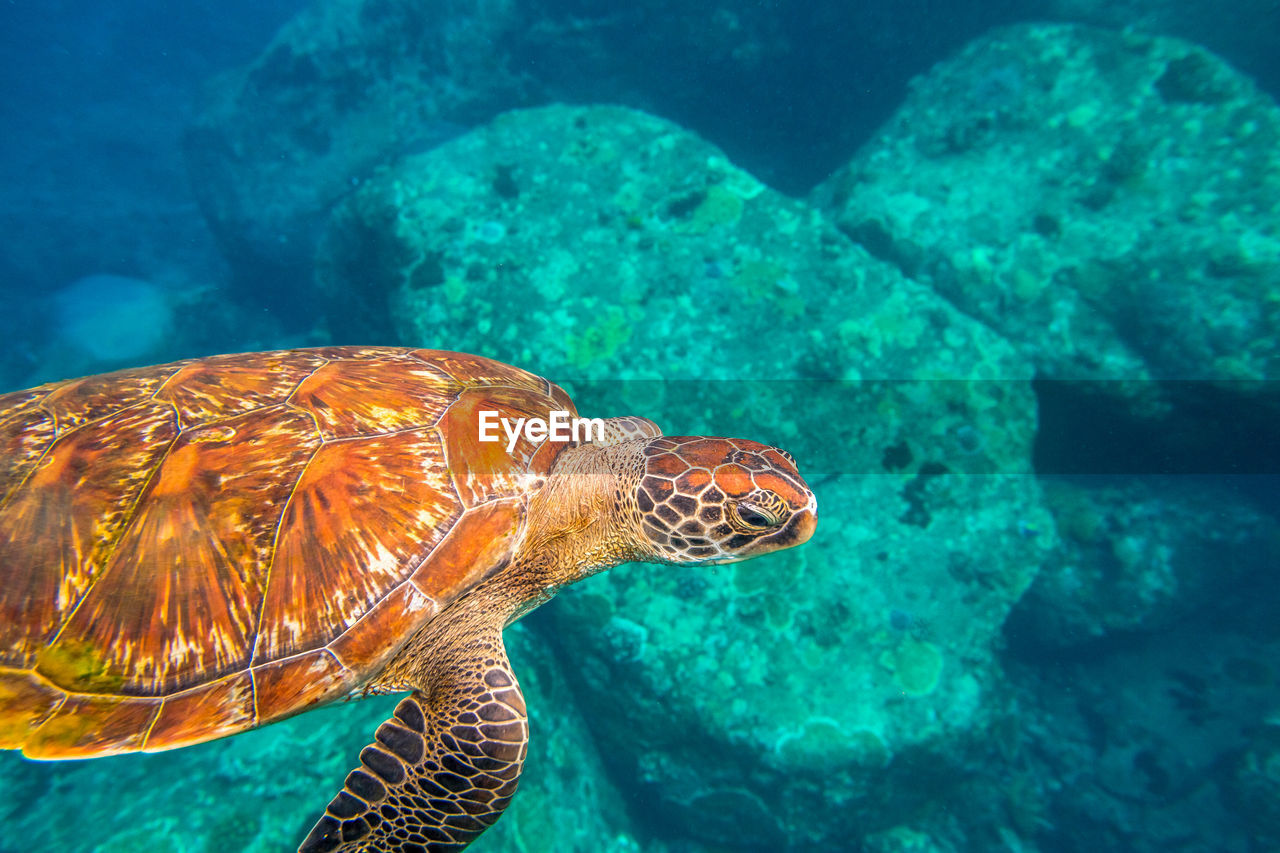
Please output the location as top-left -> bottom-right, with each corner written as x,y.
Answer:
631,437 -> 817,565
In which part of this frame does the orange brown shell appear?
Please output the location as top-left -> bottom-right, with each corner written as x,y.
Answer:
0,347 -> 576,759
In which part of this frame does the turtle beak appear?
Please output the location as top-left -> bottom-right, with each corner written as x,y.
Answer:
773,499 -> 817,550
793,505 -> 818,545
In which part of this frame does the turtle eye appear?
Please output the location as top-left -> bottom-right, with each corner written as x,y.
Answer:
733,501 -> 780,530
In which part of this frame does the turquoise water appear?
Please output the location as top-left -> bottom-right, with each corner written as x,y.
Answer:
1,3 -> 1279,851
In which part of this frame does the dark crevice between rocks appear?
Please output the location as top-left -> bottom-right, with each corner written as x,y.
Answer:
1031,377 -> 1280,517
313,203 -> 405,343
1010,375 -> 1280,671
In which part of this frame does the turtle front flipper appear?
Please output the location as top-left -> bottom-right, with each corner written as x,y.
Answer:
298,651 -> 528,853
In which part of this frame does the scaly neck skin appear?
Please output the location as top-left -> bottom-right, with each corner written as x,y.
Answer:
374,442 -> 649,693
377,442 -> 644,691
510,440 -> 645,606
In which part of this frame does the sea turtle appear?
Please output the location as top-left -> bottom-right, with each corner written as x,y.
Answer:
0,346 -> 817,852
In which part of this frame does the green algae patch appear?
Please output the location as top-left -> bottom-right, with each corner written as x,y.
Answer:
24,702 -> 106,752
673,183 -> 743,233
37,639 -> 125,694
731,260 -> 805,318
776,718 -> 891,771
566,306 -> 631,369
887,639 -> 944,697
864,825 -> 939,852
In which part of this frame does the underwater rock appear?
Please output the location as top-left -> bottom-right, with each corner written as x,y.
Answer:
15,274 -> 181,386
1008,477 -> 1280,648
999,605 -> 1280,852
1044,0 -> 1280,101
52,274 -> 173,364
813,23 -> 1280,394
552,464 -> 1053,846
184,0 -> 532,299
0,623 -> 641,852
1222,722 -> 1280,848
184,0 -> 1030,304
319,102 -> 1058,846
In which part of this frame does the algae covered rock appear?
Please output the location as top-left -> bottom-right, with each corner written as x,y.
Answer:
813,23 -> 1280,389
1008,477 -> 1280,648
319,102 -> 1057,846
183,0 -> 1019,293
554,462 -> 1054,847
185,0 -> 532,292
1223,722 -> 1280,848
1003,603 -> 1280,852
1044,0 -> 1280,98
318,103 -> 1038,478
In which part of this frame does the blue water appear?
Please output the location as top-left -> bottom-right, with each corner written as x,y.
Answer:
1,2 -> 1278,851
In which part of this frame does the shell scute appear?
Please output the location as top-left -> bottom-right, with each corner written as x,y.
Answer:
252,649 -> 353,723
0,669 -> 63,750
0,406 -> 55,507
154,350 -> 327,428
41,365 -> 187,432
289,357 -> 454,439
409,499 -> 524,603
40,405 -> 322,696
145,671 -> 255,752
308,345 -> 408,361
327,581 -> 440,674
257,426 -> 457,661
441,387 -> 576,508
0,388 -> 45,421
0,403 -> 178,670
409,349 -> 546,394
24,692 -> 161,759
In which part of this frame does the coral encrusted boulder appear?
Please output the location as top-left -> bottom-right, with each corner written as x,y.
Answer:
813,23 -> 1280,391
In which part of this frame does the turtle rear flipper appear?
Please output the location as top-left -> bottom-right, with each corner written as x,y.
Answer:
299,637 -> 527,853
